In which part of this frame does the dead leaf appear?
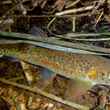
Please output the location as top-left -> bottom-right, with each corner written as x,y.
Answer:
54,0 -> 65,11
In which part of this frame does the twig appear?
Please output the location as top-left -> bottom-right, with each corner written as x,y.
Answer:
21,61 -> 34,84
12,11 -> 99,18
91,0 -> 106,14
61,32 -> 110,41
9,76 -> 23,81
0,32 -> 110,54
65,0 -> 80,9
55,5 -> 94,16
1,0 -> 12,4
0,78 -> 90,110
59,32 -> 110,38
95,11 -> 103,26
72,16 -> 76,32
73,37 -> 110,41
47,17 -> 57,36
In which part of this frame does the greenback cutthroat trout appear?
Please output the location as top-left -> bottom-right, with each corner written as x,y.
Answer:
0,42 -> 110,87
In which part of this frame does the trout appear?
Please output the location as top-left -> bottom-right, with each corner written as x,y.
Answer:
0,42 -> 110,87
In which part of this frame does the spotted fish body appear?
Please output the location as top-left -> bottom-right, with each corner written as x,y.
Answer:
0,43 -> 110,85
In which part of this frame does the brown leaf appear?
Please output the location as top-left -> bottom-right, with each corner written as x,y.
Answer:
54,0 -> 65,11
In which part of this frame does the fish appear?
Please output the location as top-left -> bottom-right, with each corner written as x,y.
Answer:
0,42 -> 110,88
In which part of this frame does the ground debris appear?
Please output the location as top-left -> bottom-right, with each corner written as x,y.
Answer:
0,57 -> 95,110
1,0 -> 110,110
